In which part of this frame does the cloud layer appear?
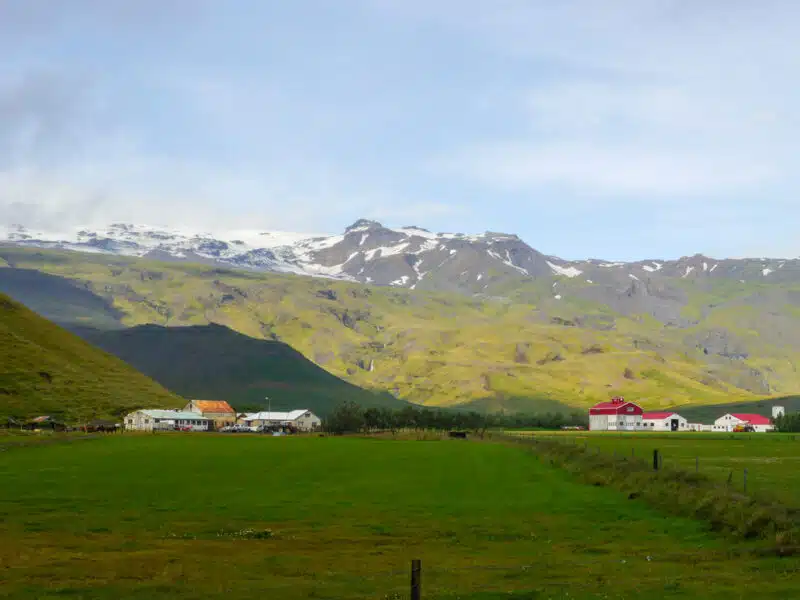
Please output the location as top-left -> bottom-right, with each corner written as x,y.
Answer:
1,0 -> 799,259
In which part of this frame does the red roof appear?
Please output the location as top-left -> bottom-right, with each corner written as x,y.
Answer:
191,400 -> 235,414
589,398 -> 643,415
731,413 -> 772,425
641,412 -> 677,420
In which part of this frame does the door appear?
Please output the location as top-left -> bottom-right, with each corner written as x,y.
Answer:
670,419 -> 679,431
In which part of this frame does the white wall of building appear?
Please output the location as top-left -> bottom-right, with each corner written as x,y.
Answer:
641,414 -> 688,432
124,410 -> 210,432
713,414 -> 774,433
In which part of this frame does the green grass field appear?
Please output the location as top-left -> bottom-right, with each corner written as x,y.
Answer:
521,431 -> 800,507
1,434 -> 798,599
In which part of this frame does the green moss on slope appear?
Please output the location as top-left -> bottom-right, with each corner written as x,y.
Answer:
0,293 -> 181,421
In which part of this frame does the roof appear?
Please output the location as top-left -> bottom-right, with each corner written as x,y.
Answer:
242,409 -> 312,422
641,412 -> 679,420
731,413 -> 772,425
589,399 -> 642,415
31,415 -> 51,423
191,400 -> 235,414
138,410 -> 210,420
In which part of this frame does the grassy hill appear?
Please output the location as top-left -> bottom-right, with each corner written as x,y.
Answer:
0,293 -> 181,421
73,323 -> 407,416
2,246 -> 798,412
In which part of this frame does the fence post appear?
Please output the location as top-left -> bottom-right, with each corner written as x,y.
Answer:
653,449 -> 660,471
411,559 -> 421,600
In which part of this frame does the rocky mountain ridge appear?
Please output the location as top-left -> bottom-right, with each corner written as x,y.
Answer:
4,220 -> 798,296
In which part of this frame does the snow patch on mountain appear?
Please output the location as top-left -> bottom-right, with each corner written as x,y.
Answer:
547,261 -> 582,278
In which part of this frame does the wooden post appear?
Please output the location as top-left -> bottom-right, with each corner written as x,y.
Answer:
744,469 -> 748,494
411,559 -> 421,600
653,449 -> 660,471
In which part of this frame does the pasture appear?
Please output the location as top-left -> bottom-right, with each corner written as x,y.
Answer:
0,434 -> 797,599
523,432 -> 800,506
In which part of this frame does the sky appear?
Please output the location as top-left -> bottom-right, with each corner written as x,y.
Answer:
1,0 -> 799,261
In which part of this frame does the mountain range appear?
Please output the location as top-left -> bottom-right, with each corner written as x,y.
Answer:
2,218 -> 800,412
4,220 -> 799,298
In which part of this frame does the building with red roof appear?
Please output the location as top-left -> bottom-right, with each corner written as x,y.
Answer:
641,411 -> 688,432
713,413 -> 774,433
588,397 -> 643,431
184,399 -> 236,430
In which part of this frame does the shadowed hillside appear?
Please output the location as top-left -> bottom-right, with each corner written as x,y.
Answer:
0,294 -> 180,421
73,323 -> 408,416
0,268 -> 124,329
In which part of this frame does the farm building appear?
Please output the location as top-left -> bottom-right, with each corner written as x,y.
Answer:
588,397 -> 643,431
124,409 -> 210,432
184,400 -> 236,430
241,409 -> 321,432
640,412 -> 688,432
713,413 -> 774,433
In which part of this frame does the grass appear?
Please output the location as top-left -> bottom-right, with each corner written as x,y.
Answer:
4,246 -> 798,412
522,431 -> 800,507
1,435 -> 799,599
0,293 -> 181,421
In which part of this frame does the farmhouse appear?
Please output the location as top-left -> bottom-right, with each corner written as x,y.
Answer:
184,400 -> 236,430
640,412 -> 688,432
124,409 -> 210,432
713,413 -> 774,433
241,409 -> 321,432
588,397 -> 643,431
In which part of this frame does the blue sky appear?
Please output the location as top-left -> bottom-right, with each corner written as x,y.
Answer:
1,0 -> 799,260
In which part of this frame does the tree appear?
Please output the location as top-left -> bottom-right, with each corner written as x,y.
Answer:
323,401 -> 365,434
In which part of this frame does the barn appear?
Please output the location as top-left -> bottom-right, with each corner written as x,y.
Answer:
713,413 -> 774,433
640,412 -> 688,432
588,397 -> 643,431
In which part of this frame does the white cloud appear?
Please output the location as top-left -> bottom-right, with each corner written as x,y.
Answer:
378,1 -> 800,199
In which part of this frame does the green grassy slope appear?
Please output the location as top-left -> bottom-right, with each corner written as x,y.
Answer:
73,323 -> 407,415
0,293 -> 181,421
2,246 -> 798,412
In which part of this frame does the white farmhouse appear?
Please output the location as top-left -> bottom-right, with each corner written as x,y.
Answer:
713,413 -> 774,433
241,409 -> 321,432
124,409 -> 210,432
640,412 -> 688,432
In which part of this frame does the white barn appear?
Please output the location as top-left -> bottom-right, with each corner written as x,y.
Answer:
588,397 -> 643,431
124,409 -> 210,432
713,413 -> 774,433
241,409 -> 321,432
641,412 -> 688,432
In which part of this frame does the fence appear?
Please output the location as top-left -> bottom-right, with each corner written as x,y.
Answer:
502,431 -> 757,494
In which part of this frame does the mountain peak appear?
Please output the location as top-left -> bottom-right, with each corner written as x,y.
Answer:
345,219 -> 384,232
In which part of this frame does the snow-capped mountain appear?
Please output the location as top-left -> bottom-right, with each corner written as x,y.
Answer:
2,220 -> 799,293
